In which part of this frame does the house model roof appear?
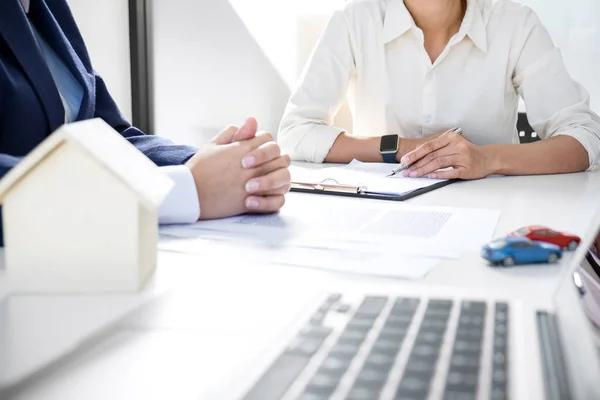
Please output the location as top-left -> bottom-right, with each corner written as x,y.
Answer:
0,119 -> 174,210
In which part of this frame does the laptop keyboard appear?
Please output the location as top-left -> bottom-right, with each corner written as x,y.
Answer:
242,295 -> 509,400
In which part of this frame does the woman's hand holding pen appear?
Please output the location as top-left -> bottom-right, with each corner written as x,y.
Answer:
400,130 -> 496,180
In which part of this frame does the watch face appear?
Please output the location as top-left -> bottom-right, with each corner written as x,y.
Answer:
380,135 -> 399,153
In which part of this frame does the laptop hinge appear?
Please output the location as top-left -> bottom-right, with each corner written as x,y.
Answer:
537,311 -> 573,400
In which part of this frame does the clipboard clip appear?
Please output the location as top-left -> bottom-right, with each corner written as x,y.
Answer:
291,178 -> 367,194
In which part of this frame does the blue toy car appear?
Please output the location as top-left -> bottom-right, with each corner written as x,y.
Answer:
481,236 -> 563,267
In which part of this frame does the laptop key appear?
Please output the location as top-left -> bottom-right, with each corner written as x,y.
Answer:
444,392 -> 476,400
338,330 -> 369,345
286,335 -> 329,357
364,352 -> 396,371
397,375 -> 430,392
305,371 -> 342,396
446,371 -> 478,388
329,343 -> 361,360
420,318 -> 449,331
336,303 -> 352,313
298,325 -> 333,340
449,354 -> 480,370
310,312 -> 327,326
297,394 -> 328,400
392,297 -> 420,310
355,296 -> 388,316
491,385 -> 507,400
347,318 -> 375,332
319,356 -> 349,377
404,357 -> 436,375
385,313 -> 414,327
242,353 -> 313,400
395,388 -> 428,400
345,386 -> 381,400
354,367 -> 388,390
428,299 -> 453,309
326,294 -> 342,304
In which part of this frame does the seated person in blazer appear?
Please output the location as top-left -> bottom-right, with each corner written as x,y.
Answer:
0,0 -> 292,245
279,0 -> 600,180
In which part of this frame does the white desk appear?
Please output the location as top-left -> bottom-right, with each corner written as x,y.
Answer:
1,171 -> 600,399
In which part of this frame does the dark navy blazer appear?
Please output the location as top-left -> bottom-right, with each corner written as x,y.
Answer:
0,0 -> 197,244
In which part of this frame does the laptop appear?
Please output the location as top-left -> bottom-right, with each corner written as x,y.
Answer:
217,212 -> 600,400
2,215 -> 600,400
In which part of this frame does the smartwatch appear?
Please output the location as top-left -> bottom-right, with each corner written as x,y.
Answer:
380,134 -> 399,163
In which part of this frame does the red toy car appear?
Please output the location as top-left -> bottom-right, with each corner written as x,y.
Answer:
509,226 -> 581,251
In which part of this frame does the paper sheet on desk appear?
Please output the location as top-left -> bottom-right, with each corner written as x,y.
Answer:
161,196 -> 462,260
158,234 -> 439,280
290,160 -> 446,195
159,194 -> 500,280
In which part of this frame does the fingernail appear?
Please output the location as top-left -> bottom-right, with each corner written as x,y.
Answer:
241,155 -> 256,168
401,156 -> 409,164
429,173 -> 437,179
402,170 -> 410,177
246,198 -> 260,209
409,171 -> 418,178
245,180 -> 260,193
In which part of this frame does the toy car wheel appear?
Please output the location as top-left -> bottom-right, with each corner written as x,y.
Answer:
567,241 -> 579,251
548,253 -> 560,264
502,256 -> 515,267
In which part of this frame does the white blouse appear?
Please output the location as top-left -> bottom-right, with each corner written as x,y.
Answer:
278,0 -> 600,167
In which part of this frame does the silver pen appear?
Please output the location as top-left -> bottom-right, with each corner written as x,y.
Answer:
387,127 -> 464,177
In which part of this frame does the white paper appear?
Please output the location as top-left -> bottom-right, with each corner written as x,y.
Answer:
290,160 -> 446,195
159,234 -> 439,280
160,194 -> 501,278
163,196 -> 462,260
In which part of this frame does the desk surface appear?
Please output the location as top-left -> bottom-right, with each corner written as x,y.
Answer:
1,171 -> 600,399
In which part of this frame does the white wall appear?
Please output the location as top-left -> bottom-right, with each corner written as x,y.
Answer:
519,0 -> 600,113
152,0 -> 291,146
67,0 -> 133,122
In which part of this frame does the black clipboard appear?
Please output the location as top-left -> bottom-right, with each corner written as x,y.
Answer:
290,178 -> 459,202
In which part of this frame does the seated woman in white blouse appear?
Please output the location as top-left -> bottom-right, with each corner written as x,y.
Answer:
278,0 -> 600,180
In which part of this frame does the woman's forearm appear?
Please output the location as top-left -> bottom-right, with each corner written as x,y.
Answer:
324,133 -> 428,163
486,135 -> 590,175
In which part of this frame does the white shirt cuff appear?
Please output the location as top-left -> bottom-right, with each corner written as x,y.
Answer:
555,127 -> 600,169
158,166 -> 200,224
280,124 -> 345,163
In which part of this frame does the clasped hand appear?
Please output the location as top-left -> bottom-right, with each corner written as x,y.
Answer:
186,118 -> 291,219
401,130 -> 493,180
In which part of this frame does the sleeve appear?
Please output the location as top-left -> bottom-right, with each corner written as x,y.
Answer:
93,73 -> 198,167
512,10 -> 600,168
0,154 -> 23,246
278,10 -> 355,163
158,166 -> 200,225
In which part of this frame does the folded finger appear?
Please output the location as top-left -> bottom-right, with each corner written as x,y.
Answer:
400,134 -> 454,165
253,154 -> 292,177
231,117 -> 258,142
427,168 -> 462,180
262,183 -> 291,196
211,125 -> 239,145
245,195 -> 286,213
241,131 -> 274,152
402,146 -> 457,175
242,141 -> 281,169
406,154 -> 461,178
245,167 -> 291,194
255,130 -> 274,141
